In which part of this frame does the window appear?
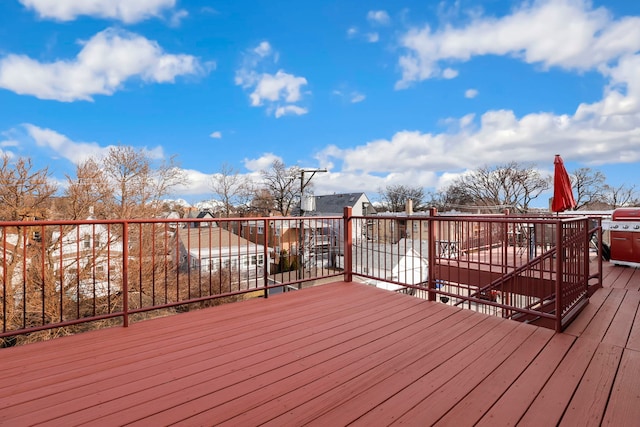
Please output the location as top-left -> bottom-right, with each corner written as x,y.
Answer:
257,225 -> 264,235
83,234 -> 91,249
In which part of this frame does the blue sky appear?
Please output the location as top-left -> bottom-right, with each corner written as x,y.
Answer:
1,0 -> 640,205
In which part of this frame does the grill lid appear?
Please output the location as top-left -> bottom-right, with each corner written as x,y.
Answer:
612,207 -> 640,221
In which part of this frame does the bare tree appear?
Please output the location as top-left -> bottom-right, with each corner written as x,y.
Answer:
100,145 -> 186,218
0,155 -> 57,221
259,160 -> 301,216
0,155 -> 57,342
59,158 -> 113,219
601,183 -> 638,208
249,188 -> 276,216
210,163 -> 253,217
443,162 -> 550,213
379,184 -> 425,212
571,167 -> 606,210
425,188 -> 475,212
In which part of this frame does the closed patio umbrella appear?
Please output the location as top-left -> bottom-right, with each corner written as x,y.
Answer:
551,154 -> 576,212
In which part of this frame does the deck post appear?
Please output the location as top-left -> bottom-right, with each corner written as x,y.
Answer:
344,207 -> 353,282
554,219 -> 563,332
263,218 -> 269,299
428,208 -> 437,301
122,221 -> 129,328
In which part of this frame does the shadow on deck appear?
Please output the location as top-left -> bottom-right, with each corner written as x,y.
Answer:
1,263 -> 639,426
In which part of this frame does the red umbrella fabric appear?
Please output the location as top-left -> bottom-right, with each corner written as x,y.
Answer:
552,154 -> 576,212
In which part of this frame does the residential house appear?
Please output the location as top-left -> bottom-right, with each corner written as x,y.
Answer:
345,238 -> 429,293
185,209 -> 217,228
50,220 -> 124,298
288,192 -> 373,268
173,227 -> 270,279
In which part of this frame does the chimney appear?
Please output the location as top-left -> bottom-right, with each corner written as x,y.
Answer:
405,199 -> 413,215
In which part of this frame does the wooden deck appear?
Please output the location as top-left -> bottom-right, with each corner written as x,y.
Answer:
1,263 -> 639,426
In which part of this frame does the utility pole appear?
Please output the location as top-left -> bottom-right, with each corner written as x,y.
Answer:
297,168 -> 327,285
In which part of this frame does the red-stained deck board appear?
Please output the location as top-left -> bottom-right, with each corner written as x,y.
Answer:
517,336 -> 600,426
11,285 -> 423,425
602,263 -> 629,287
433,326 -> 555,426
602,290 -> 640,348
181,304 -> 464,425
559,342 -> 624,426
1,264 -> 639,427
579,288 -> 626,342
183,306 -> 478,427
475,332 -> 576,427
343,316 -> 520,427
1,282 -> 346,376
390,322 -> 541,426
563,286 -> 611,337
610,266 -> 635,288
102,295 -> 441,426
6,290 -> 416,423
241,310 -> 488,427
602,348 -> 640,426
1,285 -> 384,406
626,300 -> 640,352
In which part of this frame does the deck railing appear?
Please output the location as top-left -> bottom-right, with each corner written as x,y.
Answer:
0,216 -> 344,343
1,210 -> 601,343
348,208 -> 602,332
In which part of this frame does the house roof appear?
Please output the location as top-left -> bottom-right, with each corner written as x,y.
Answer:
299,192 -> 374,216
177,227 -> 259,251
196,211 -> 214,219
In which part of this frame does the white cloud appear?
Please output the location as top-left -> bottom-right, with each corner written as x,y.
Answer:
19,0 -> 179,23
332,88 -> 366,104
318,54 -> 640,192
0,28 -> 203,102
201,7 -> 218,15
249,70 -> 307,106
172,168 -> 214,197
23,124 -> 167,166
275,105 -> 308,118
254,41 -> 273,58
366,33 -> 380,43
0,139 -> 19,147
169,9 -> 188,27
351,92 -> 366,103
347,27 -> 358,38
396,0 -> 640,87
442,68 -> 458,79
209,131 -> 222,139
465,88 -> 478,98
367,10 -> 390,26
24,124 -> 111,164
236,42 -> 309,118
244,153 -> 283,172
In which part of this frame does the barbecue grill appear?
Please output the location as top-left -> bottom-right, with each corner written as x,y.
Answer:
607,207 -> 640,268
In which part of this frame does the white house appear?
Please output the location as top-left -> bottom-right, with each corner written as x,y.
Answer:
50,220 -> 124,298
342,238 -> 429,293
174,227 -> 270,278
299,192 -> 375,242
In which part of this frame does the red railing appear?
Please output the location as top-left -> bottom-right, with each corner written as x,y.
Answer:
347,208 -> 602,332
1,210 -> 601,343
0,216 -> 343,342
